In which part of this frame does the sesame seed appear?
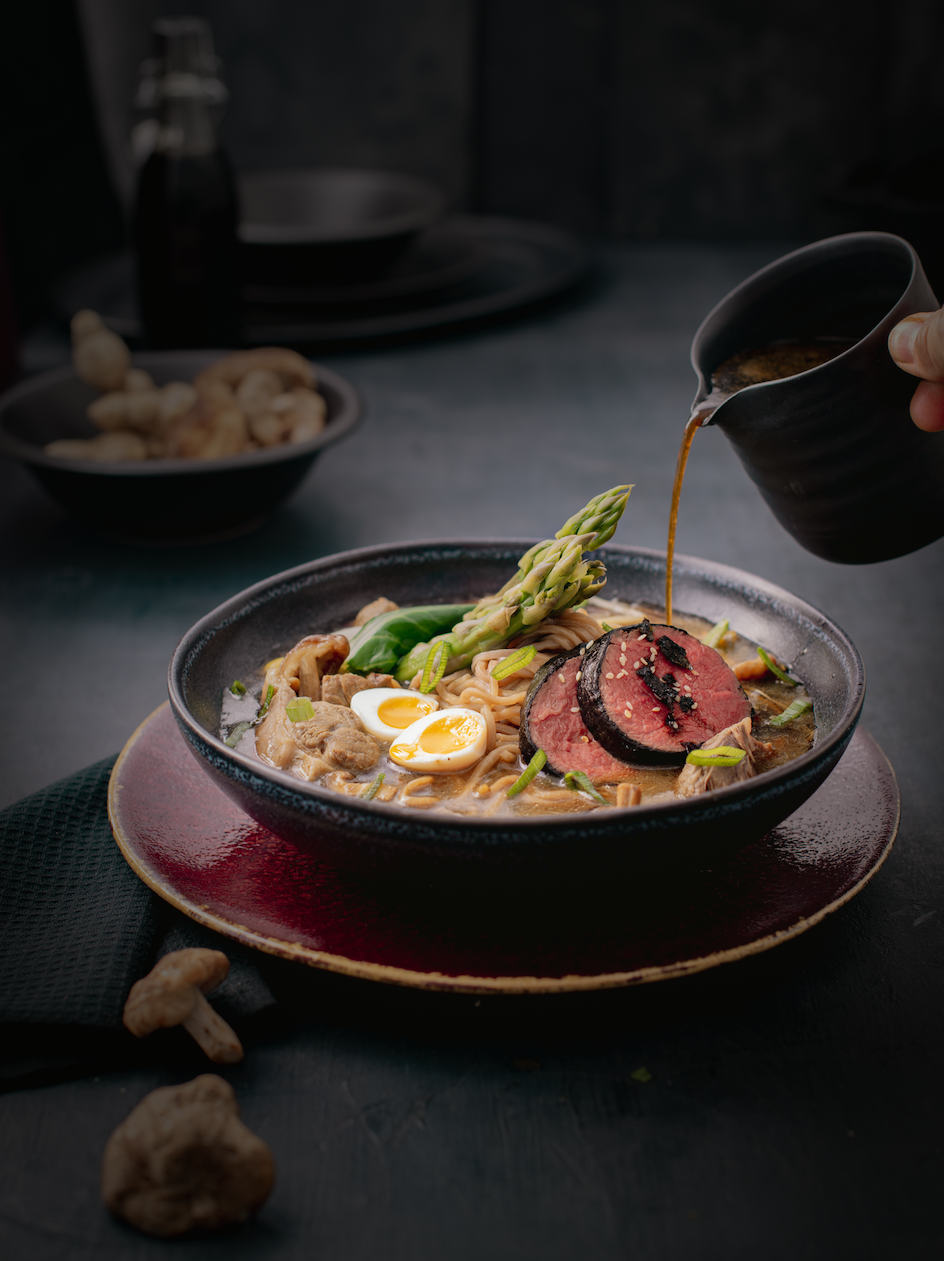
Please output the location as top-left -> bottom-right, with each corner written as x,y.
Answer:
570,707 -> 579,713
580,736 -> 589,743
637,634 -> 647,640
633,660 -> 641,668
579,645 -> 586,655
576,671 -> 582,681
559,673 -> 565,683
606,672 -> 615,679
616,670 -> 627,679
652,706 -> 660,713
692,702 -> 698,709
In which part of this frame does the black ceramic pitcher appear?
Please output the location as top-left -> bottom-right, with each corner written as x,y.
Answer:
691,232 -> 943,563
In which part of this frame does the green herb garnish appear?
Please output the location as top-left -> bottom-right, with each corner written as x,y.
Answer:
705,618 -> 729,649
420,641 -> 450,694
285,696 -> 315,723
757,647 -> 797,686
224,683 -> 276,746
360,772 -> 385,800
491,645 -> 537,681
507,749 -> 547,797
769,698 -> 813,727
685,746 -> 747,767
229,679 -> 247,696
224,721 -> 253,748
630,1066 -> 652,1083
601,622 -> 613,633
342,604 -> 475,677
564,770 -> 609,804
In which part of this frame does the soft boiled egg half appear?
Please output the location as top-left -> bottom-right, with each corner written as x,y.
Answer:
350,688 -> 439,742
388,706 -> 488,773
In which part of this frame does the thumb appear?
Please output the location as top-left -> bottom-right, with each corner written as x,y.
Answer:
888,309 -> 944,382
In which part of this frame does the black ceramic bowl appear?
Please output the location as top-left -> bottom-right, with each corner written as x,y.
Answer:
239,168 -> 446,288
168,541 -> 864,886
0,351 -> 361,541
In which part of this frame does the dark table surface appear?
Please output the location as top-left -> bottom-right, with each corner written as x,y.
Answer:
2,242 -> 943,1259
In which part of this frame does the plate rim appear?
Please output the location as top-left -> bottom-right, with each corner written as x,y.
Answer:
108,703 -> 899,995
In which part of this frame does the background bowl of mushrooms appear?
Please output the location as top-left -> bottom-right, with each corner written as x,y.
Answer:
0,312 -> 361,541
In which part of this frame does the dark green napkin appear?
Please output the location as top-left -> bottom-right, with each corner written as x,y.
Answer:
0,757 -> 277,1085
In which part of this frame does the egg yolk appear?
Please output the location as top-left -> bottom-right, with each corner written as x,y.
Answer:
377,695 -> 436,729
393,713 -> 482,761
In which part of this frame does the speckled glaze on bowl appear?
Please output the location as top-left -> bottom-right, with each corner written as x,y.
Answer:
0,351 -> 361,541
167,541 -> 865,885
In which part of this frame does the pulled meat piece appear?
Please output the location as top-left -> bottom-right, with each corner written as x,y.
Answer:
321,671 -> 399,707
255,634 -> 380,780
675,716 -> 772,797
280,633 -> 348,702
290,703 -> 380,772
354,596 -> 399,626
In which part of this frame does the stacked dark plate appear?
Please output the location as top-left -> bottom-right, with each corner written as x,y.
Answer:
55,168 -> 589,351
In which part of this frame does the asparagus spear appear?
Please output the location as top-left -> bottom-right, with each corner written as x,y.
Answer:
394,485 -> 632,683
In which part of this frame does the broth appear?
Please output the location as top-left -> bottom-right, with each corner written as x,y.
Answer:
222,600 -> 815,819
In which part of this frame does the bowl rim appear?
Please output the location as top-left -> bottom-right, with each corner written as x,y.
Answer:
167,538 -> 866,837
0,353 -> 362,477
237,167 -> 447,245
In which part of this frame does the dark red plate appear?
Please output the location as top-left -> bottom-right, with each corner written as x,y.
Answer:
109,704 -> 899,994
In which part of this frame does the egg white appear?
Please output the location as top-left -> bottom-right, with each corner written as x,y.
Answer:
350,687 -> 439,742
388,706 -> 488,773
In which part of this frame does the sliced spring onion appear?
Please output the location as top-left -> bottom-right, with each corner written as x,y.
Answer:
757,647 -> 797,686
600,622 -> 613,633
507,748 -> 547,797
229,679 -> 247,696
420,641 -> 450,694
704,618 -> 729,649
769,697 -> 813,727
286,696 -> 315,723
224,721 -> 253,748
564,770 -> 610,804
630,1066 -> 652,1084
491,645 -> 537,681
360,772 -> 385,800
224,682 -> 276,746
685,746 -> 747,767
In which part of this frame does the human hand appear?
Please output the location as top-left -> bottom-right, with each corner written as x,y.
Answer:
887,309 -> 944,431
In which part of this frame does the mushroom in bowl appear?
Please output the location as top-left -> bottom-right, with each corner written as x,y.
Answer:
0,338 -> 360,541
167,531 -> 864,887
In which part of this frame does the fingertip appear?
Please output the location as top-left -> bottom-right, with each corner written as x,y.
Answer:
889,315 -> 924,366
910,380 -> 944,431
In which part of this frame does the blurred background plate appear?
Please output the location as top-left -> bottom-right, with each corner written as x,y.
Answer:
242,219 -> 486,306
239,167 -> 447,287
52,216 -> 589,351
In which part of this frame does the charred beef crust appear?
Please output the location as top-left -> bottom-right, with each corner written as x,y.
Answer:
576,625 -> 751,768
520,645 -> 638,781
519,646 -> 583,775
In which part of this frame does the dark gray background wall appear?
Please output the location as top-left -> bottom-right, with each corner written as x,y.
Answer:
2,0 -> 942,329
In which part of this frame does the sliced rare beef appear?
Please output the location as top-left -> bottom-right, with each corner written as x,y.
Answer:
519,647 -> 637,781
576,624 -> 751,767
